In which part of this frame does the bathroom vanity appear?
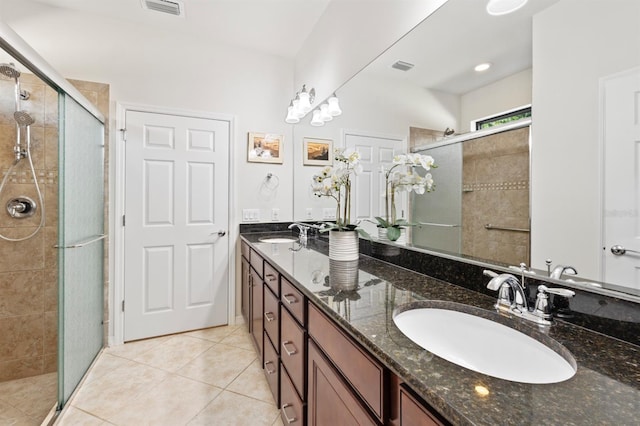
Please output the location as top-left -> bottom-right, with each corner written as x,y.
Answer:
240,231 -> 639,425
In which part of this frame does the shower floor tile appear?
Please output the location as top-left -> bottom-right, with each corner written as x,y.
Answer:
0,372 -> 56,425
56,325 -> 282,426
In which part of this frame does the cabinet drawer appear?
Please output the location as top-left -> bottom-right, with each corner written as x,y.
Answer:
241,240 -> 250,260
281,277 -> 305,325
308,303 -> 384,421
264,285 -> 280,350
264,262 -> 279,296
308,340 -> 376,426
250,248 -> 264,279
281,306 -> 306,399
280,366 -> 304,425
263,332 -> 279,407
400,385 -> 445,426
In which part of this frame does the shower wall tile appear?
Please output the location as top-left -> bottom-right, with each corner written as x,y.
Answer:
44,127 -> 58,170
0,229 -> 44,272
0,314 -> 43,362
44,354 -> 56,374
44,183 -> 58,227
0,271 -> 44,318
43,226 -> 58,271
0,356 -> 44,382
43,86 -> 58,128
44,268 -> 57,313
44,311 -> 57,356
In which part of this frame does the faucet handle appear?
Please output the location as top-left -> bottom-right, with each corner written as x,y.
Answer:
533,285 -> 575,321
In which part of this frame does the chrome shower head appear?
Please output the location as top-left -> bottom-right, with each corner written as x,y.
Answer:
0,63 -> 20,80
14,110 -> 35,126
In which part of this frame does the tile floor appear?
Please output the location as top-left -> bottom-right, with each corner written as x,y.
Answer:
55,324 -> 283,426
0,372 -> 57,425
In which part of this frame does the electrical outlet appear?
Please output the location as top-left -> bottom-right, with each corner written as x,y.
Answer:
242,209 -> 260,222
322,208 -> 336,220
271,208 -> 280,221
305,208 -> 313,219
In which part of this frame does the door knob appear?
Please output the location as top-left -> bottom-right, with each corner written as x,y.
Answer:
211,230 -> 227,237
611,245 -> 640,256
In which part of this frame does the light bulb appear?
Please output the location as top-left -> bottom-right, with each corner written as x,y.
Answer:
320,104 -> 333,122
285,102 -> 299,124
299,85 -> 312,114
327,93 -> 342,116
310,109 -> 324,126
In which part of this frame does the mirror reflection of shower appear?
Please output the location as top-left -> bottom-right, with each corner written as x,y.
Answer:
0,62 -> 44,241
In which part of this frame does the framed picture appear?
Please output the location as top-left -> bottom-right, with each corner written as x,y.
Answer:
248,132 -> 284,164
303,137 -> 333,166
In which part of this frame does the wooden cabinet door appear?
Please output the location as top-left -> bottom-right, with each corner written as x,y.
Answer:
280,365 -> 304,425
250,267 -> 263,360
241,257 -> 250,331
307,340 -> 376,426
263,332 -> 279,407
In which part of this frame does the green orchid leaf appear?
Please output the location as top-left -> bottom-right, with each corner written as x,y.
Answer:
387,226 -> 401,241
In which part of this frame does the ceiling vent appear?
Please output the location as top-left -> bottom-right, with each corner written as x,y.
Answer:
391,61 -> 415,72
141,0 -> 184,17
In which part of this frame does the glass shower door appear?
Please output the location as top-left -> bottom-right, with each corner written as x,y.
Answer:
57,93 -> 105,407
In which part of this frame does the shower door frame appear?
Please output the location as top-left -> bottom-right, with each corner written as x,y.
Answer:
111,102 -> 236,346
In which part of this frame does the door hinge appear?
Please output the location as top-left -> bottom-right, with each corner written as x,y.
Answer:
121,300 -> 125,312
122,215 -> 126,226
119,128 -> 127,142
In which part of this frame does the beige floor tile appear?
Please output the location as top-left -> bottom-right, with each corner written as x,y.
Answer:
56,406 -> 106,425
72,361 -> 168,421
272,415 -> 284,426
227,359 -> 275,404
178,343 -> 256,388
0,400 -> 39,426
82,353 -> 137,384
187,390 -> 279,426
184,324 -> 241,342
219,328 -> 255,351
0,373 -> 56,417
131,335 -> 214,373
105,335 -> 171,361
107,374 -> 222,426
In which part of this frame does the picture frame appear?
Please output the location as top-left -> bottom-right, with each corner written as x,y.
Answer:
248,132 -> 284,164
303,137 -> 333,166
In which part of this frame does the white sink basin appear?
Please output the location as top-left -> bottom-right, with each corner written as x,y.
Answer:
258,237 -> 298,243
393,306 -> 576,384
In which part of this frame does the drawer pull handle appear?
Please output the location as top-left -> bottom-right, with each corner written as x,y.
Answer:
282,340 -> 297,356
264,312 -> 276,322
283,293 -> 298,305
264,360 -> 276,375
281,403 -> 297,424
266,273 -> 277,282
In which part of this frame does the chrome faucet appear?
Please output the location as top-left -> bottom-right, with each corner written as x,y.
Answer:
484,269 -> 575,325
483,270 -> 528,312
288,223 -> 310,241
549,265 -> 578,280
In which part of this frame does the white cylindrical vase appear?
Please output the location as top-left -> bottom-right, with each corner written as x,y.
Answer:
329,230 -> 359,261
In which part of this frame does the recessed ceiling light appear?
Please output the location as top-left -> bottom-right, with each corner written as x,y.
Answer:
474,62 -> 492,72
486,0 -> 528,16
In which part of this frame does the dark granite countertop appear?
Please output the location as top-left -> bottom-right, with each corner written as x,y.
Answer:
241,232 -> 640,426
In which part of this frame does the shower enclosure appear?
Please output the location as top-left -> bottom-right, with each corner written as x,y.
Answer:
0,22 -> 106,423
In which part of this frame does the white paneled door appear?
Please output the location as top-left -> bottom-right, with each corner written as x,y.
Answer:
345,131 -> 406,237
602,68 -> 640,291
124,111 -> 230,341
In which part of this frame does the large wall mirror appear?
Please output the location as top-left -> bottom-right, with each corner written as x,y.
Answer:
292,0 -> 640,302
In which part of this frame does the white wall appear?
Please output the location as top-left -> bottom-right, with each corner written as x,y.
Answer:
460,68 -> 532,130
531,0 -> 640,278
294,0 -> 448,104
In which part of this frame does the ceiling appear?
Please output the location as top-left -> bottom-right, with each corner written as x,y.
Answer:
362,0 -> 559,95
24,0 -> 331,58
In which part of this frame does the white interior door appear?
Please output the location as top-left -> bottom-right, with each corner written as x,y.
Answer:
602,68 -> 640,290
345,131 -> 406,237
124,110 -> 230,341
